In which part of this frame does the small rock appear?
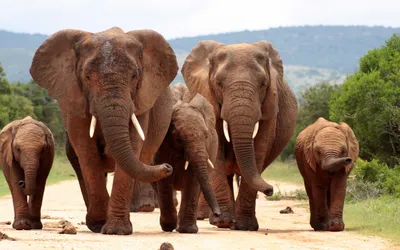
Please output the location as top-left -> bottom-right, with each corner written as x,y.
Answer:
78,221 -> 86,225
159,242 -> 174,250
280,206 -> 294,214
0,221 -> 11,225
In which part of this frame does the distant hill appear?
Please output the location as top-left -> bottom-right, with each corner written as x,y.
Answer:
1,26 -> 399,97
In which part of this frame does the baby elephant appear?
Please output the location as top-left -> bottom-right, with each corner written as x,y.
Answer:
295,117 -> 359,232
153,84 -> 221,234
0,116 -> 54,230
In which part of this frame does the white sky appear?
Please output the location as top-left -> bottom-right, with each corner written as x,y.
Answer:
1,0 -> 400,39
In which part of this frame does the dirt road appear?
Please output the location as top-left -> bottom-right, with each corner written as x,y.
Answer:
0,177 -> 395,250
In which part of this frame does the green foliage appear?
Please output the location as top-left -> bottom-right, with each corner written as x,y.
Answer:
0,66 -> 65,148
280,81 -> 340,160
346,158 -> 400,202
330,34 -> 400,166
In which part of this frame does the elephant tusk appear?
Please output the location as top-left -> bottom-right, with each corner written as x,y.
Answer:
252,121 -> 259,139
89,116 -> 97,138
223,120 -> 230,142
131,113 -> 145,141
184,161 -> 189,170
207,159 -> 215,169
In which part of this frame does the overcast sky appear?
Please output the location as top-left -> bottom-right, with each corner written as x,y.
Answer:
1,0 -> 400,39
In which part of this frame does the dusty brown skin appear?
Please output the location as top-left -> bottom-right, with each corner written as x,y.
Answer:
130,181 -> 178,212
181,40 -> 298,230
153,84 -> 220,233
295,117 -> 359,232
0,116 -> 54,230
30,27 -> 178,235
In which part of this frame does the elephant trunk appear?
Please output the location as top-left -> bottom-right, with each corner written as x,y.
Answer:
221,84 -> 273,196
97,95 -> 170,182
322,157 -> 352,172
189,144 -> 221,216
20,157 -> 39,196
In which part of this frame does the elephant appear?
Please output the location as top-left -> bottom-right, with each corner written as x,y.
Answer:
129,181 -> 178,212
0,116 -> 54,230
29,27 -> 178,235
295,117 -> 359,232
181,40 -> 298,231
153,83 -> 221,233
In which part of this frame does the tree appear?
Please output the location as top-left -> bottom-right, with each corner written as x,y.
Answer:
280,81 -> 340,160
330,34 -> 400,167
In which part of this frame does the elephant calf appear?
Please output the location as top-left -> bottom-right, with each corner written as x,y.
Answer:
153,84 -> 221,233
0,116 -> 54,230
295,117 -> 359,232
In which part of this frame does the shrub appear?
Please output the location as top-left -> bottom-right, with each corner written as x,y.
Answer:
347,158 -> 400,201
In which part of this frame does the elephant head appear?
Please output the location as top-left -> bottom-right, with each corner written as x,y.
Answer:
30,27 -> 178,182
0,116 -> 54,195
300,117 -> 359,173
170,85 -> 220,216
181,40 -> 283,195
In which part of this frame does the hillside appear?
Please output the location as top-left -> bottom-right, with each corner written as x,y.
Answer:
1,26 -> 399,96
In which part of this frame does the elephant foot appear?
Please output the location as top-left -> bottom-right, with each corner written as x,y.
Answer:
311,222 -> 328,231
328,218 -> 345,231
160,216 -> 177,232
101,217 -> 132,235
177,222 -> 198,234
13,217 -> 42,230
231,215 -> 259,231
311,215 -> 329,231
86,217 -> 106,233
196,209 -> 209,220
139,204 -> 155,212
209,206 -> 233,228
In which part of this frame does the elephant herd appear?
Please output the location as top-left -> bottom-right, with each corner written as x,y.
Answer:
0,27 -> 359,236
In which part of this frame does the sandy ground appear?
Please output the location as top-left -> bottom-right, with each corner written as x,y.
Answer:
0,177 -> 396,250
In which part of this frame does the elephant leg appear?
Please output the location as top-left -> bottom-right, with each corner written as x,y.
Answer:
177,170 -> 201,234
68,120 -> 110,234
311,183 -> 329,231
328,169 -> 347,231
6,180 -> 33,230
231,177 -> 259,231
304,181 -> 317,230
65,134 -> 89,208
155,179 -> 177,232
208,168 -> 235,228
101,167 -> 134,235
130,181 -> 156,212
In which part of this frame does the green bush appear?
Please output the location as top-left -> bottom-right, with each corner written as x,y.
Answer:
347,158 -> 400,201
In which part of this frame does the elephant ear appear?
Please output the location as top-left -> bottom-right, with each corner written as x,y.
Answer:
181,40 -> 224,106
252,41 -> 283,121
297,117 -> 335,172
127,30 -> 178,115
339,122 -> 360,173
189,93 -> 216,129
0,120 -> 23,167
30,29 -> 92,118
